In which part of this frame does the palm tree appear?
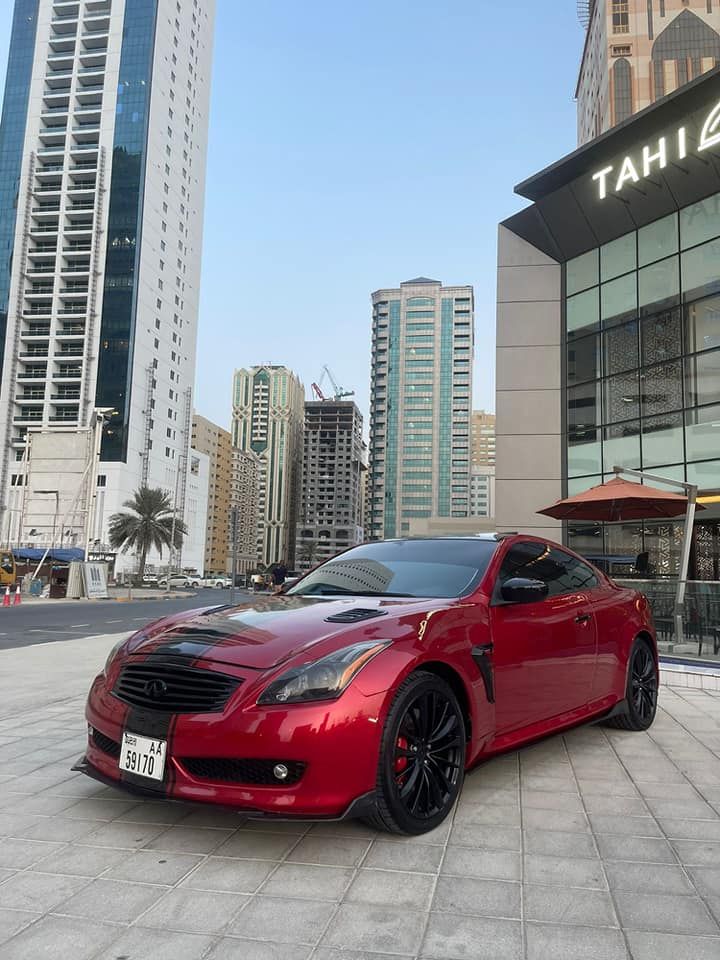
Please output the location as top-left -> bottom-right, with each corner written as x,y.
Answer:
297,540 -> 317,568
108,486 -> 187,580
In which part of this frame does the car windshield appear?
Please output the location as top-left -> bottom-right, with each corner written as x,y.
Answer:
287,539 -> 498,599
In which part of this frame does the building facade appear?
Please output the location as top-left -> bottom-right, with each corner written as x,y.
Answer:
470,466 -> 495,519
182,447 -> 209,574
0,0 -> 215,570
190,414 -> 231,575
231,365 -> 304,566
471,410 -> 496,467
496,69 -> 720,657
577,0 -> 720,144
368,278 -> 474,540
228,447 -> 259,575
296,400 -> 364,571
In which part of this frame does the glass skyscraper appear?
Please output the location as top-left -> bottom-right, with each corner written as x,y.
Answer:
0,0 -> 215,568
368,278 -> 475,540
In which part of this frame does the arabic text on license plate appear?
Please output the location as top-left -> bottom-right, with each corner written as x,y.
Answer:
119,732 -> 166,782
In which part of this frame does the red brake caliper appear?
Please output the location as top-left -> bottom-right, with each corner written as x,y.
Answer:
395,736 -> 409,775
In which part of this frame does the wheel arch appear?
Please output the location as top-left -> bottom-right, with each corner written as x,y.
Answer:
413,659 -> 472,744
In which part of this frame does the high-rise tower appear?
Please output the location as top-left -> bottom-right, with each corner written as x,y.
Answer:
231,365 -> 304,566
296,400 -> 365,570
0,0 -> 215,565
368,278 -> 474,541
577,0 -> 720,144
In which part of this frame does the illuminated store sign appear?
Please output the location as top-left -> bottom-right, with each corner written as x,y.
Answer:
591,100 -> 720,200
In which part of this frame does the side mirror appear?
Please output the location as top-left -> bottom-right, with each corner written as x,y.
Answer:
501,577 -> 549,604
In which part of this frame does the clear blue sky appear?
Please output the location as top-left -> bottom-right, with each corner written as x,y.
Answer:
0,0 -> 584,430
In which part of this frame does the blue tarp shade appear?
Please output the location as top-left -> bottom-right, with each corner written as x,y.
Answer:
12,548 -> 85,563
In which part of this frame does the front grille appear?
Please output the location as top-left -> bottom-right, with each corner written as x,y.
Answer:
180,757 -> 306,786
113,660 -> 242,713
91,728 -> 120,758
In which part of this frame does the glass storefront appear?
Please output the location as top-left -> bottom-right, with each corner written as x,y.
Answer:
565,201 -> 720,661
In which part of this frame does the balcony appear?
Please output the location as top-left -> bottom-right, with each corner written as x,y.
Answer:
60,286 -> 88,296
57,325 -> 85,337
32,204 -> 61,217
35,164 -> 64,179
24,287 -> 54,297
72,126 -> 100,144
19,351 -> 49,362
64,221 -> 93,234
16,371 -> 48,381
55,346 -> 84,358
50,411 -> 79,422
46,52 -> 75,70
26,265 -> 55,275
63,241 -> 91,253
16,393 -> 45,402
22,308 -> 52,319
36,146 -> 65,157
21,327 -> 51,339
14,413 -> 43,423
55,369 -> 82,381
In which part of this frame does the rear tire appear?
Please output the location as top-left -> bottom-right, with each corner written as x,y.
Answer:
363,671 -> 465,835
605,638 -> 658,731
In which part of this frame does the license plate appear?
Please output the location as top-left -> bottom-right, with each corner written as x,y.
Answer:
119,732 -> 166,782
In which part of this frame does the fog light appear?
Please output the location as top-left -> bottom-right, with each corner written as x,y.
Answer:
273,763 -> 289,781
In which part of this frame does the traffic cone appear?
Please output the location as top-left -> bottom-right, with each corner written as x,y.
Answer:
13,584 -> 21,606
2,586 -> 10,607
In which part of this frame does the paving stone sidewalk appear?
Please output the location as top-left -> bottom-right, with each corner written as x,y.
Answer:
0,636 -> 719,959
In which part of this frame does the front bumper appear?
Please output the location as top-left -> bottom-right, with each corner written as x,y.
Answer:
72,753 -> 377,821
79,670 -> 386,819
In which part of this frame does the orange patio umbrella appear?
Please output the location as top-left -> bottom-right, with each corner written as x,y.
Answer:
538,476 -> 705,523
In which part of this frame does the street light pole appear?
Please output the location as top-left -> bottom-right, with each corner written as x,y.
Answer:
229,506 -> 238,606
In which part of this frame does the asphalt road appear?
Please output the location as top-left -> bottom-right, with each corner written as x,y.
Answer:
0,588 -> 251,651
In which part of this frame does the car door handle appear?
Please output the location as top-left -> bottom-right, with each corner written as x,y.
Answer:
575,614 -> 591,624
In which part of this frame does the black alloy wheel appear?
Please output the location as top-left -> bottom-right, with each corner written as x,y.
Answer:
366,671 -> 465,835
606,638 -> 658,731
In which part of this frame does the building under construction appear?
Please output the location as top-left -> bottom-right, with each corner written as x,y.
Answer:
296,401 -> 365,570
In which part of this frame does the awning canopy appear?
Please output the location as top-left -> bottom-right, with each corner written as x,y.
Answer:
12,547 -> 85,564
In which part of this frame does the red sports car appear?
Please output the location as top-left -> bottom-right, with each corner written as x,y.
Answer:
75,535 -> 658,835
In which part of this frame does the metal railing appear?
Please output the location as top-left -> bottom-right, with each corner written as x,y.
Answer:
616,578 -> 720,662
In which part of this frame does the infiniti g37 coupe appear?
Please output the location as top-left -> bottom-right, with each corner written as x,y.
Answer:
75,535 -> 658,835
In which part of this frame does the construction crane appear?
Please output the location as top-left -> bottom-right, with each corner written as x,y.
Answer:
311,365 -> 354,402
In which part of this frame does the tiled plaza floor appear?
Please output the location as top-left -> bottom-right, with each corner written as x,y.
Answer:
1,636 -> 719,959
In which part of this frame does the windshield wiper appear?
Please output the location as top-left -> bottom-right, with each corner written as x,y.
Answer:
297,587 -> 416,598
331,590 -> 415,598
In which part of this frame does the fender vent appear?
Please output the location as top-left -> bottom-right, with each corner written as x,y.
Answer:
325,608 -> 388,624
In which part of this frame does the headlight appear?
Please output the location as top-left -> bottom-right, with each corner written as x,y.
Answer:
257,640 -> 391,706
103,638 -> 126,676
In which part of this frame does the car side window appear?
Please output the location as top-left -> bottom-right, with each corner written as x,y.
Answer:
496,542 -> 598,599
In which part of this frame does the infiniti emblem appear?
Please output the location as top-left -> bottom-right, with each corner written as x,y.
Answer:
145,679 -> 168,700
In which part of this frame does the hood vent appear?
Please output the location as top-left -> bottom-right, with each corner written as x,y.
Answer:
325,608 -> 389,624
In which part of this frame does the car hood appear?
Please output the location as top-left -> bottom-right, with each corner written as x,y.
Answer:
124,595 -> 448,670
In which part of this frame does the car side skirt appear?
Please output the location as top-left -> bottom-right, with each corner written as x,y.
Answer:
479,693 -> 619,759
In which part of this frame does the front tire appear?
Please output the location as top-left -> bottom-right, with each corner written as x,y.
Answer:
364,671 -> 465,835
606,638 -> 658,731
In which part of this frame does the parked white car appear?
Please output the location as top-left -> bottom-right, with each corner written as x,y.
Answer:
157,575 -> 193,589
201,576 -> 231,589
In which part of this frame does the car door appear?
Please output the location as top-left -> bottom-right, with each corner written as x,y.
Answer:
490,541 -> 598,735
